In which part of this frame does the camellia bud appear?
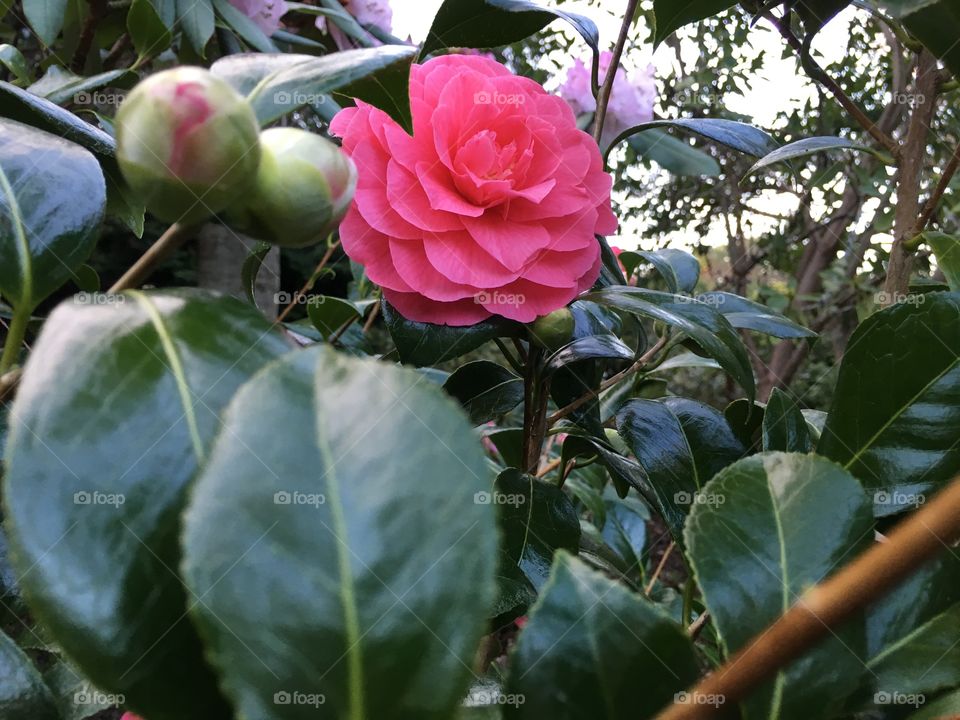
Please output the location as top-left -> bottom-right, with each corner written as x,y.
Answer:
229,127 -> 357,248
115,67 -> 261,224
529,307 -> 575,350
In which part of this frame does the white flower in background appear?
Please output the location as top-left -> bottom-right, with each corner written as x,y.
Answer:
316,0 -> 393,46
228,0 -> 288,35
558,50 -> 656,150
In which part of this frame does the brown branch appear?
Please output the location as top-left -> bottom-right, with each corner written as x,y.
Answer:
108,223 -> 198,293
915,139 -> 960,233
765,12 -> 899,155
71,0 -> 108,73
655,475 -> 960,720
547,336 -> 668,427
592,0 -> 640,146
644,541 -> 675,596
276,240 -> 341,323
0,368 -> 22,405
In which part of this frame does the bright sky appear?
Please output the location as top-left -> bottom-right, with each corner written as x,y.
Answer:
391,0 -> 859,251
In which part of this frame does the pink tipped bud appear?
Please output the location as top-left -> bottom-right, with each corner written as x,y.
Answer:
116,67 -> 261,224
229,127 -> 357,247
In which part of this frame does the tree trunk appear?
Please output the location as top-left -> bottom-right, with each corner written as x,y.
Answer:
196,223 -> 281,320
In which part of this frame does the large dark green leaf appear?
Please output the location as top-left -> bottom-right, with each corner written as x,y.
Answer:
627,130 -> 720,176
587,286 -> 756,400
3,290 -> 291,720
696,291 -> 816,339
685,452 -> 875,719
0,630 -> 58,720
653,0 -> 738,46
505,552 -> 700,719
0,119 -> 105,312
762,387 -> 812,452
0,83 -> 142,236
495,469 -> 580,590
421,0 -> 599,61
818,292 -> 960,516
880,0 -> 960,78
612,118 -> 777,159
617,397 -> 745,544
182,345 -> 498,720
211,52 -> 314,95
443,360 -> 523,425
306,295 -> 360,339
243,46 -> 417,130
383,300 -> 517,366
600,496 -> 648,575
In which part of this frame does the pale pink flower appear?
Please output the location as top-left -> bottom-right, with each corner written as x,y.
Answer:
228,0 -> 287,35
558,51 -> 656,150
316,0 -> 392,46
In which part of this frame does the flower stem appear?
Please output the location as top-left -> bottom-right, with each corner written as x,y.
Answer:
593,0 -> 640,147
0,304 -> 29,375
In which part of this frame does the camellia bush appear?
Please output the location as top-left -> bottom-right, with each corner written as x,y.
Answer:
2,0 -> 960,719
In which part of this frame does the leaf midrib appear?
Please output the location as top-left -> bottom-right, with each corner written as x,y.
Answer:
0,162 -> 33,310
314,375 -> 366,720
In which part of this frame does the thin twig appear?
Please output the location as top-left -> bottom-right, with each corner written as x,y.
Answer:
108,223 -> 197,293
765,12 -> 899,155
592,0 -> 640,146
0,368 -> 22,405
687,611 -> 711,640
276,240 -> 341,323
915,139 -> 960,233
536,456 -> 562,478
361,301 -> 381,333
547,336 -> 668,427
656,476 -> 960,720
644,541 -> 676,596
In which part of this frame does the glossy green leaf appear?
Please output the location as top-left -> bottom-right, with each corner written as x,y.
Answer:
495,469 -> 580,590
486,427 -> 524,468
696,292 -> 816,339
617,397 -> 745,544
653,0 -> 738,46
725,397 -> 764,451
611,118 -> 777,159
628,130 -> 720,176
307,295 -> 360,339
383,300 -> 516,366
924,231 -> 960,291
686,453 -> 875,719
3,290 -> 291,720
638,248 -> 701,294
819,292 -> 960,516
128,0 -> 173,58
0,82 -> 143,236
747,136 -> 881,175
600,496 -> 648,575
22,0 -> 67,46
443,360 -> 523,425
243,46 -> 416,130
0,45 -> 30,85
908,688 -> 960,718
762,388 -> 812,452
505,552 -> 700,719
30,67 -> 131,106
560,429 -> 650,501
587,287 -> 756,400
183,345 -> 497,720
421,0 -> 599,62
0,630 -> 58,720
544,335 -> 633,375
0,119 -> 105,311
177,0 -> 215,53
44,660 -> 118,720
210,52 -> 314,95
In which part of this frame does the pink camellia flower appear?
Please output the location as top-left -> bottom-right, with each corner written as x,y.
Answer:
330,54 -> 617,326
121,714 -> 144,720
559,51 -> 656,150
228,0 -> 287,34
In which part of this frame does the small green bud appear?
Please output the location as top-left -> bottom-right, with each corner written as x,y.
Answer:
116,67 -> 261,224
229,128 -> 358,248
528,308 -> 575,350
